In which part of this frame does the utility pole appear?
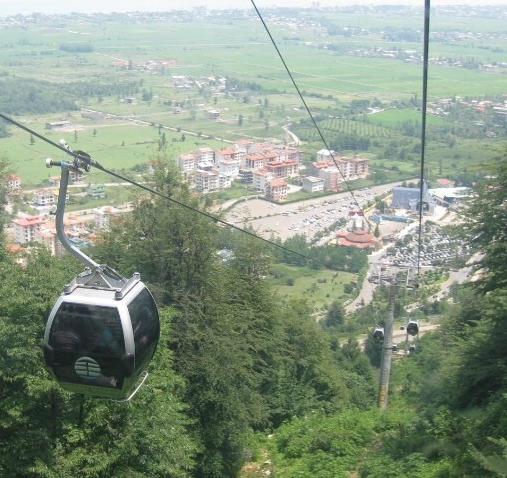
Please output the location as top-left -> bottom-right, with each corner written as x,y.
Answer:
377,278 -> 397,410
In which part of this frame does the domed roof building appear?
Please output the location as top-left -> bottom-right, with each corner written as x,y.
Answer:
334,225 -> 380,250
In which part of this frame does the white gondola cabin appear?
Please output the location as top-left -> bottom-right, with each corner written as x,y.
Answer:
373,326 -> 385,341
406,319 -> 419,336
43,269 -> 159,400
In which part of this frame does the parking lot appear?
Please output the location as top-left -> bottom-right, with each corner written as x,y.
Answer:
223,183 -> 402,242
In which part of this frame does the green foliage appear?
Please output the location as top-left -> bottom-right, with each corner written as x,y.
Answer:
439,291 -> 507,410
0,155 -> 12,253
0,251 -> 196,477
0,77 -> 140,115
273,233 -> 368,273
0,78 -> 77,115
470,438 -> 507,477
92,161 -> 369,477
460,148 -> 507,293
323,300 -> 346,328
357,279 -> 507,478
269,409 -> 379,478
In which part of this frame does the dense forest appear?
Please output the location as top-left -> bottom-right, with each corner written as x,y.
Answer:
0,77 -> 141,116
1,147 -> 507,477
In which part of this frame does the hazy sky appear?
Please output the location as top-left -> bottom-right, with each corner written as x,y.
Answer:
1,0 -> 506,16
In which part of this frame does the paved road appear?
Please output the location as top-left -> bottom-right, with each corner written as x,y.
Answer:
346,248 -> 387,312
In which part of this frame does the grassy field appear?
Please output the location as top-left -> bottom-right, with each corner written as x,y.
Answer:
270,264 -> 357,313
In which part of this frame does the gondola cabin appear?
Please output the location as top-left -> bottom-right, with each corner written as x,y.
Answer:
406,319 -> 419,336
43,269 -> 159,400
373,326 -> 385,341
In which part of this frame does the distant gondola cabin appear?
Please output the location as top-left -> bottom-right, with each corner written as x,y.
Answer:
406,319 -> 419,336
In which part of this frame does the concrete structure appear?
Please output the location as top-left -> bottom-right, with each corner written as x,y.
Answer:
391,182 -> 435,213
87,184 -> 106,199
265,159 -> 299,179
215,146 -> 245,166
194,147 -> 214,163
36,227 -> 64,257
13,216 -> 44,244
319,167 -> 341,191
8,174 -> 21,190
316,149 -> 338,161
93,206 -> 121,231
301,176 -> 324,193
194,169 -> 220,193
175,139 -> 302,194
217,157 -> 240,180
45,121 -> 71,130
243,152 -> 268,170
266,178 -> 288,202
238,169 -> 254,184
252,168 -> 274,193
429,187 -> 470,207
33,189 -> 57,207
178,153 -> 197,176
208,109 -> 220,120
307,154 -> 369,190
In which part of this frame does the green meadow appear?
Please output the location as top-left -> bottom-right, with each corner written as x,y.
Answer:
270,264 -> 356,312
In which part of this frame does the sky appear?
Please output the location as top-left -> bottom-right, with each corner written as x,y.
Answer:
1,0 -> 506,16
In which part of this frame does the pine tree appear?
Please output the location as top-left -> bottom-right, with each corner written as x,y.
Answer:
462,148 -> 507,293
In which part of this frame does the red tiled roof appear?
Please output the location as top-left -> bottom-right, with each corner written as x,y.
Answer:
270,178 -> 287,187
335,229 -> 378,248
437,178 -> 454,186
14,216 -> 44,227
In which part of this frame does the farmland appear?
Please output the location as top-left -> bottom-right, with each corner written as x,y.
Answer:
0,5 -> 506,187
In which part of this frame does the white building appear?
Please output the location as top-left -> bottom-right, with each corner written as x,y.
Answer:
33,189 -> 57,207
217,157 -> 240,180
316,149 -> 338,161
8,174 -> 21,190
302,176 -> 324,193
194,147 -> 215,163
93,206 -> 121,231
194,169 -> 220,193
13,216 -> 44,244
36,227 -> 64,257
177,153 -> 197,176
252,168 -> 274,193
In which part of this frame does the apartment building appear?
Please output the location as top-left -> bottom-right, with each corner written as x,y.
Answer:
13,216 -> 44,244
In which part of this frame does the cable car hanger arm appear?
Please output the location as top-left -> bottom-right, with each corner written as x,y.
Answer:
46,155 -> 99,270
46,153 -> 126,289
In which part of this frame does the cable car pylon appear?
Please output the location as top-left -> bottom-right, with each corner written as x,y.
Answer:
375,267 -> 419,410
377,278 -> 397,410
42,148 -> 160,401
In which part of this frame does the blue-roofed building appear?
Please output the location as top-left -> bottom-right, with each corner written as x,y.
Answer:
390,182 -> 435,213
